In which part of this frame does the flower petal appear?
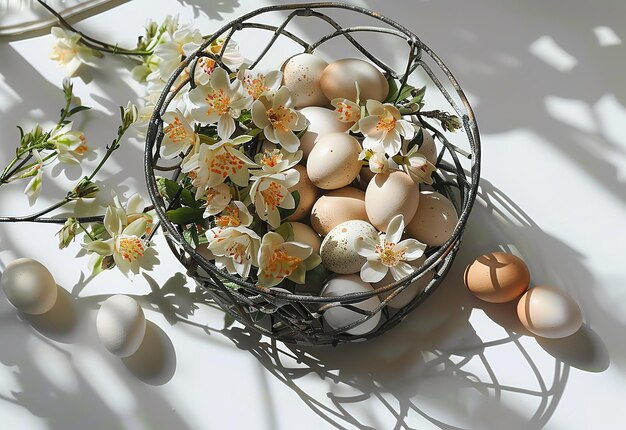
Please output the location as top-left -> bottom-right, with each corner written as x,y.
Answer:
390,261 -> 414,281
360,260 -> 388,283
353,235 -> 379,259
385,214 -> 405,244
396,238 -> 426,261
217,115 -> 235,139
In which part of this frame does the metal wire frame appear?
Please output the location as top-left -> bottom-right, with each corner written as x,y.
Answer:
144,3 -> 481,346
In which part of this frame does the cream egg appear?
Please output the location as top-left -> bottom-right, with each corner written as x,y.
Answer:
320,220 -> 379,274
288,222 -> 322,255
307,132 -> 362,190
406,191 -> 458,247
417,130 -> 438,165
282,53 -> 329,108
517,285 -> 583,338
321,274 -> 381,335
310,186 -> 369,235
374,256 -> 435,309
285,165 -> 319,222
320,58 -> 389,102
365,170 -> 420,231
1,258 -> 57,315
96,295 -> 146,357
299,107 -> 351,158
464,252 -> 530,303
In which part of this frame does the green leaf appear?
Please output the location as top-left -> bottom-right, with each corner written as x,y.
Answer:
224,312 -> 236,329
396,83 -> 416,103
166,207 -> 205,225
275,222 -> 294,242
68,106 -> 91,117
384,75 -> 399,103
157,177 -> 200,208
303,263 -> 332,290
183,224 -> 200,247
278,191 -> 300,220
410,85 -> 426,105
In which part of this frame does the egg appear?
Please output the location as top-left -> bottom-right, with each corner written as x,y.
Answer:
320,220 -> 379,274
321,274 -> 381,335
374,256 -> 435,309
365,170 -> 420,231
406,191 -> 458,246
358,166 -> 376,189
320,58 -> 389,102
307,132 -> 362,190
285,165 -> 318,221
96,295 -> 146,357
464,252 -> 530,303
417,130 -> 438,165
288,222 -> 322,255
282,53 -> 329,108
1,258 -> 57,315
310,186 -> 369,235
299,107 -> 351,158
517,285 -> 583,338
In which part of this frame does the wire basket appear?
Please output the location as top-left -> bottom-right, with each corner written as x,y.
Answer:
144,2 -> 481,346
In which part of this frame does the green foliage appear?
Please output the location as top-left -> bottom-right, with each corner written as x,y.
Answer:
166,207 -> 205,225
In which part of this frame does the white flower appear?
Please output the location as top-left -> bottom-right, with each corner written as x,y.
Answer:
190,37 -> 244,86
249,169 -> 300,228
23,151 -> 44,202
49,27 -> 97,77
207,225 -> 260,279
368,151 -> 389,174
133,103 -> 155,137
250,148 -> 302,175
114,193 -> 153,234
153,23 -> 203,79
359,100 -> 415,157
214,201 -> 253,228
251,87 -> 307,153
331,97 -> 362,132
354,214 -> 426,283
188,67 -> 252,139
257,232 -> 312,288
202,183 -> 232,216
48,122 -> 88,164
237,67 -> 282,100
403,146 -> 436,185
161,109 -> 198,159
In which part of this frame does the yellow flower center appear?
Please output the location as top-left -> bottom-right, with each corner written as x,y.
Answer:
209,149 -> 245,178
226,241 -> 247,264
266,106 -> 295,132
205,89 -> 231,116
260,181 -> 284,210
267,248 -> 302,279
116,235 -> 145,262
376,112 -> 397,133
244,74 -> 269,100
260,149 -> 283,168
75,134 -> 88,155
216,205 -> 242,227
375,241 -> 405,267
164,117 -> 188,143
336,101 -> 359,122
198,57 -> 216,75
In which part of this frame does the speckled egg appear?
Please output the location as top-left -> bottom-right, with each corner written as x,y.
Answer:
321,274 -> 381,335
285,165 -> 319,222
1,258 -> 57,315
417,130 -> 438,165
299,107 -> 351,159
406,191 -> 458,246
320,58 -> 389,102
282,53 -> 329,108
310,186 -> 369,235
374,256 -> 434,309
288,222 -> 322,255
365,170 -> 420,231
307,132 -> 362,190
320,220 -> 379,274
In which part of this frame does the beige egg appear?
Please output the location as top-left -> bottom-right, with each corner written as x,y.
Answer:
365,170 -> 420,231
358,166 -> 376,190
285,165 -> 319,222
464,252 -> 530,303
320,220 -> 379,274
288,222 -> 322,255
307,132 -> 362,190
1,258 -> 57,315
517,285 -> 583,339
374,256 -> 435,309
320,58 -> 389,102
282,53 -> 329,108
418,130 -> 438,165
299,107 -> 351,159
310,186 -> 369,235
321,274 -> 381,335
406,191 -> 458,247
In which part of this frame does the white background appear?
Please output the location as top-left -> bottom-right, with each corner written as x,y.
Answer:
1,1 -> 625,429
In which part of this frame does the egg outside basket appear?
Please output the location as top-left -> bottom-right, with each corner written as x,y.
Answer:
144,3 -> 481,346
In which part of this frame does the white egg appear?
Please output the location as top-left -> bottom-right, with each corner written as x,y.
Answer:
417,130 -> 438,165
307,132 -> 362,190
299,107 -> 351,159
320,220 -> 379,275
96,295 -> 146,357
282,53 -> 329,108
321,274 -> 381,335
517,285 -> 583,339
1,258 -> 57,315
374,256 -> 434,309
320,58 -> 389,102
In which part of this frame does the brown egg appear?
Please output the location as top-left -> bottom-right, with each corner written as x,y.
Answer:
310,187 -> 369,235
285,165 -> 319,222
406,191 -> 458,247
365,170 -> 420,231
306,132 -> 362,190
320,58 -> 388,102
358,166 -> 376,190
288,222 -> 322,255
464,252 -> 530,303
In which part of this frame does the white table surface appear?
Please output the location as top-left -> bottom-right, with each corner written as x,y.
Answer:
1,0 -> 625,429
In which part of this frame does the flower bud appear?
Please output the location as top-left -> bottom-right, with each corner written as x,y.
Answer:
57,217 -> 79,249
